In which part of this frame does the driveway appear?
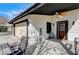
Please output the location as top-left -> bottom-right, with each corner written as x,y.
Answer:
0,32 -> 13,36
0,32 -> 20,46
0,32 -> 21,55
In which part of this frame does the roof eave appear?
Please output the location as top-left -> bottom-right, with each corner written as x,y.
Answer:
8,3 -> 40,24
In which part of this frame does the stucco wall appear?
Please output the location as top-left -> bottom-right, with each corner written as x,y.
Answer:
15,22 -> 27,38
13,15 -> 29,24
28,9 -> 79,42
13,15 -> 29,38
28,15 -> 52,46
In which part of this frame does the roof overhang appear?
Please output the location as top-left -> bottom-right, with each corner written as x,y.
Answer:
9,3 -> 79,24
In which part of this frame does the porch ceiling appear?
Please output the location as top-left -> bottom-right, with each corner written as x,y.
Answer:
29,3 -> 79,15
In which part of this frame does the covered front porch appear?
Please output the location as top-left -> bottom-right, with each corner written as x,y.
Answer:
26,3 -> 79,42
8,3 -> 79,55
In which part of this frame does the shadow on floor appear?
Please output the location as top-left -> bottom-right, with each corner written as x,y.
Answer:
47,39 -> 75,55
59,41 -> 75,55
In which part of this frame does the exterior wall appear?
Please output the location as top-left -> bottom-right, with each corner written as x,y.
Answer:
13,8 -> 79,43
28,15 -> 54,46
13,15 -> 29,38
28,15 -> 51,38
15,22 -> 27,38
28,9 -> 79,42
13,15 -> 29,24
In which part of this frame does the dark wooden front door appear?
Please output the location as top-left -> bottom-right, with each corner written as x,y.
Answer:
57,21 -> 68,40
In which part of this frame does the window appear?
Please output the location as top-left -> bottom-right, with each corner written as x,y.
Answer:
47,22 -> 51,33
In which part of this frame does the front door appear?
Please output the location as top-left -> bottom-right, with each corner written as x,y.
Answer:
57,21 -> 68,40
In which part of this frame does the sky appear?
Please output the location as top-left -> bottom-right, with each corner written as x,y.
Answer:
0,3 -> 33,21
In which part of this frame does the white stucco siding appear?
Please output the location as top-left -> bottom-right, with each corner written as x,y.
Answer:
15,22 -> 27,38
28,15 -> 52,38
27,15 -> 53,46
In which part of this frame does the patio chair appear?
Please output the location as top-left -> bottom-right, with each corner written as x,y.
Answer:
24,43 -> 37,55
8,36 -> 29,55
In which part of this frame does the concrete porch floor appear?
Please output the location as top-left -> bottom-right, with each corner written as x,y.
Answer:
0,34 -> 78,55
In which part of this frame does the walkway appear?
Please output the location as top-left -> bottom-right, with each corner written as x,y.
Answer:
0,34 -> 20,46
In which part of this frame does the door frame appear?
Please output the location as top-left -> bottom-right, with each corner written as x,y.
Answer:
57,20 -> 68,40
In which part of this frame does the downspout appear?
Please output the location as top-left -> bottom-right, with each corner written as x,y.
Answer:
13,24 -> 15,36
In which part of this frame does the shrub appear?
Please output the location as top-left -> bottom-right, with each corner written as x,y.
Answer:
0,26 -> 8,32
